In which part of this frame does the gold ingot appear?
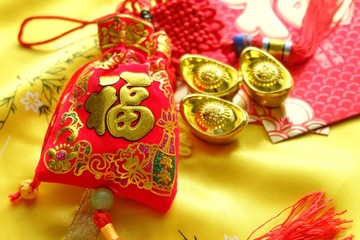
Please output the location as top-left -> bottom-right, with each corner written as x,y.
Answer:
180,94 -> 248,144
179,54 -> 242,99
240,47 -> 294,107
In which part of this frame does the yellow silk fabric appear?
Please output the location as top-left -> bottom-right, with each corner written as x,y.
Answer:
0,1 -> 359,239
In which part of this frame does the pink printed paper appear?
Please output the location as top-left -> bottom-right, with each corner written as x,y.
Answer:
207,0 -> 360,143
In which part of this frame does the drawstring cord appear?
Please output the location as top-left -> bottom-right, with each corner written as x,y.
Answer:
17,0 -> 151,48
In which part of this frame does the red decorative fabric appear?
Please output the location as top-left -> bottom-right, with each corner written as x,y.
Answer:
117,0 -> 225,72
152,0 -> 224,61
34,14 -> 179,212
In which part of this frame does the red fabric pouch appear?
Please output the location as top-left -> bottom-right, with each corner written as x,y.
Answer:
11,13 -> 179,213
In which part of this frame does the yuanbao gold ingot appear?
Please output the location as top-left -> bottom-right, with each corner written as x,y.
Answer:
180,54 -> 242,99
180,94 -> 249,144
240,47 -> 294,107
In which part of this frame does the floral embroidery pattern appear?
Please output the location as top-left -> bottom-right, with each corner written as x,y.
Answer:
0,88 -> 18,130
20,92 -> 43,114
178,230 -> 198,240
224,235 -> 239,240
46,140 -> 176,196
0,39 -> 99,131
99,15 -> 151,52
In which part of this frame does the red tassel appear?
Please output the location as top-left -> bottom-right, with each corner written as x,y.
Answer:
247,192 -> 353,240
232,0 -> 349,65
289,0 -> 346,64
93,210 -> 121,240
8,192 -> 21,203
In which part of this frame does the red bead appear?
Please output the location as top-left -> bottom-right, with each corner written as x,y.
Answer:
185,8 -> 193,15
159,5 -> 166,12
198,44 -> 209,51
197,12 -> 204,18
191,18 -> 200,25
200,23 -> 208,28
196,37 -> 204,43
180,37 -> 186,44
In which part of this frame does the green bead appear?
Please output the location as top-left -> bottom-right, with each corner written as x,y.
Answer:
91,188 -> 114,211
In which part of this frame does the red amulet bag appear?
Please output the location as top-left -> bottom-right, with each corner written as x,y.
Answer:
35,14 -> 179,212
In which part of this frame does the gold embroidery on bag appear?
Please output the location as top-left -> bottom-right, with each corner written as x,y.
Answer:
100,16 -> 151,52
99,76 -> 121,86
47,144 -> 78,174
53,68 -> 94,144
85,71 -> 155,141
95,52 -> 126,70
54,111 -> 84,143
94,51 -> 141,71
151,68 -> 172,98
74,69 -> 94,99
150,32 -> 171,61
45,140 -> 176,197
85,86 -> 117,136
45,105 -> 178,197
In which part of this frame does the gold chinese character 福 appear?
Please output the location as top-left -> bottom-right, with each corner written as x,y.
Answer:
85,71 -> 155,141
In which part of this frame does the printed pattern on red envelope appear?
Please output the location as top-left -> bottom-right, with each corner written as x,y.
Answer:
207,0 -> 359,143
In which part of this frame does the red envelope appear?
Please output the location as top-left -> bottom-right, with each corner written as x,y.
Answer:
207,0 -> 360,143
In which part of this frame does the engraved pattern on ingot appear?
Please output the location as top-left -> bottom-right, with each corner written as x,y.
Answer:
249,60 -> 282,87
180,54 -> 242,99
180,94 -> 249,144
195,101 -> 235,130
194,63 -> 228,90
241,47 -> 294,107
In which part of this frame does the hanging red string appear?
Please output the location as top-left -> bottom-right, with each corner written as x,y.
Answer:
18,16 -> 93,48
17,0 -> 152,48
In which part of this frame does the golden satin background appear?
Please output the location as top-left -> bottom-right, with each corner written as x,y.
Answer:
0,0 -> 359,239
